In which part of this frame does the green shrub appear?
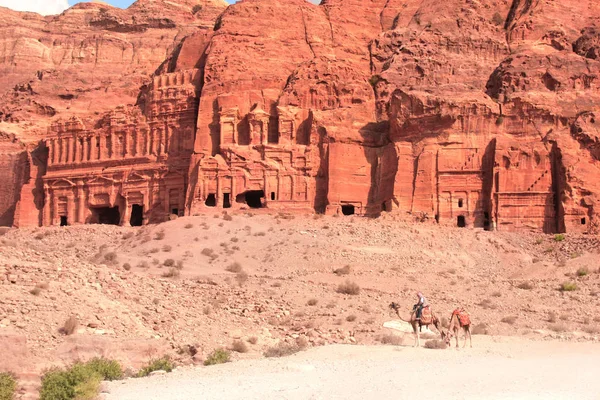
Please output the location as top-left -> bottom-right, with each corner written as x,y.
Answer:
136,357 -> 174,378
204,349 -> 230,366
0,373 -> 16,400
577,267 -> 589,277
560,281 -> 577,291
40,358 -> 123,400
554,234 -> 565,242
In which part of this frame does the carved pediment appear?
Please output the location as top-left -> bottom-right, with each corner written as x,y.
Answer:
49,178 -> 76,188
86,175 -> 117,185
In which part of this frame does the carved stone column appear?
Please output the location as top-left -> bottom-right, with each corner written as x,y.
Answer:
77,181 -> 85,224
110,132 -> 116,159
99,135 -> 106,160
47,141 -> 54,166
90,135 -> 97,161
82,137 -> 89,162
43,185 -> 51,226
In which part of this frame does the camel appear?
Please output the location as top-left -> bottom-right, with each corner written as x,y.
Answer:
444,308 -> 472,348
389,302 -> 444,347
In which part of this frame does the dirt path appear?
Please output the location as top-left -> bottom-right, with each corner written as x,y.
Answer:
102,337 -> 600,400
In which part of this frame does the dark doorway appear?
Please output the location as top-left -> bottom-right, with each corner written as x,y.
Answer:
457,215 -> 466,228
130,205 -> 143,227
223,193 -> 231,209
581,217 -> 586,225
172,208 -> 179,216
484,212 -> 491,231
236,190 -> 265,208
93,207 -> 121,225
271,192 -> 276,201
60,216 -> 68,226
205,194 -> 216,207
382,202 -> 387,212
458,199 -> 464,208
341,204 -> 355,216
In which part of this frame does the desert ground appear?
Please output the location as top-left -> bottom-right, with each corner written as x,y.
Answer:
101,338 -> 600,400
1,211 -> 599,397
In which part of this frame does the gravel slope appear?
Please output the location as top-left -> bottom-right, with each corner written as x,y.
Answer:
102,337 -> 600,400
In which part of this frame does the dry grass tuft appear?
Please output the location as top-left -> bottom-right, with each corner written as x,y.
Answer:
162,268 -> 180,279
346,314 -> 357,322
501,316 -> 517,325
247,336 -> 258,345
103,252 -> 118,264
333,265 -> 351,275
472,323 -> 490,335
424,339 -> 447,349
264,340 -> 306,358
154,230 -> 166,240
226,262 -> 243,273
163,259 -> 175,267
379,334 -> 403,345
30,287 -> 42,296
517,281 -> 534,290
184,223 -> 194,229
61,316 -> 78,335
231,340 -> 249,353
122,263 -> 131,271
577,267 -> 589,277
560,281 -> 577,291
235,271 -> 249,286
162,245 -> 172,252
548,323 -> 568,333
307,298 -> 318,306
336,280 -> 360,295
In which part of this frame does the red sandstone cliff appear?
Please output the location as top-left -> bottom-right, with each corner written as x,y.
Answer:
0,0 -> 598,234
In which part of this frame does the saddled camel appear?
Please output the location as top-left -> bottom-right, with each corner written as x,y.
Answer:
389,302 -> 444,347
444,308 -> 472,348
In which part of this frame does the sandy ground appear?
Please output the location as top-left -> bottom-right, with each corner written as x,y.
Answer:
102,336 -> 600,400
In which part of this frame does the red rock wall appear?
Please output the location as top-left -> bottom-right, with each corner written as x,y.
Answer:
0,133 -> 27,226
1,0 -> 599,233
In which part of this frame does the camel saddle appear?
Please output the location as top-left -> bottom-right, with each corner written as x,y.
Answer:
452,308 -> 471,326
420,306 -> 433,325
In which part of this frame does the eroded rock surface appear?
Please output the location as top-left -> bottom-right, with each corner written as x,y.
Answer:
0,0 -> 598,233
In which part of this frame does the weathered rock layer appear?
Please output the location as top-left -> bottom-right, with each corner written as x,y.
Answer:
1,0 -> 598,233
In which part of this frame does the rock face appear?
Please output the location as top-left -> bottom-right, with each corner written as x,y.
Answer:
1,0 -> 599,233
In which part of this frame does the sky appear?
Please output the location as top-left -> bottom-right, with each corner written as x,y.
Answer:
0,0 -> 315,16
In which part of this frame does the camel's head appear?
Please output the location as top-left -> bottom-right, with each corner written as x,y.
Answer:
443,330 -> 453,346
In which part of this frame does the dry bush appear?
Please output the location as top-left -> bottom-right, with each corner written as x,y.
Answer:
264,340 -> 306,358
247,336 -> 258,345
163,259 -> 175,267
184,223 -> 194,229
424,339 -> 447,350
326,301 -> 336,309
162,268 -> 180,279
560,282 -> 577,291
478,299 -> 496,310
149,248 -> 160,254
176,260 -> 184,270
30,287 -> 42,296
154,230 -> 166,240
201,248 -> 215,257
336,280 -> 360,295
230,237 -> 239,243
491,291 -> 502,297
548,311 -> 557,323
202,306 -> 212,315
162,245 -> 172,252
583,326 -> 600,335
122,232 -> 134,240
236,271 -> 248,286
122,263 -> 132,271
333,265 -> 351,275
271,282 -> 282,288
471,323 -> 489,335
231,340 -> 248,353
254,232 -> 266,237
307,298 -> 318,306
104,252 -> 118,264
152,258 -> 160,265
379,334 -> 403,345
223,213 -> 233,221
517,281 -> 534,290
577,267 -> 589,277
346,314 -> 357,322
501,316 -> 517,325
137,261 -> 149,269
226,262 -> 243,273
548,323 -> 568,333
61,316 -> 78,335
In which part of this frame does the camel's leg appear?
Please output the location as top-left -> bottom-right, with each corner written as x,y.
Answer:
468,327 -> 473,348
455,329 -> 459,348
414,323 -> 420,347
463,327 -> 468,348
